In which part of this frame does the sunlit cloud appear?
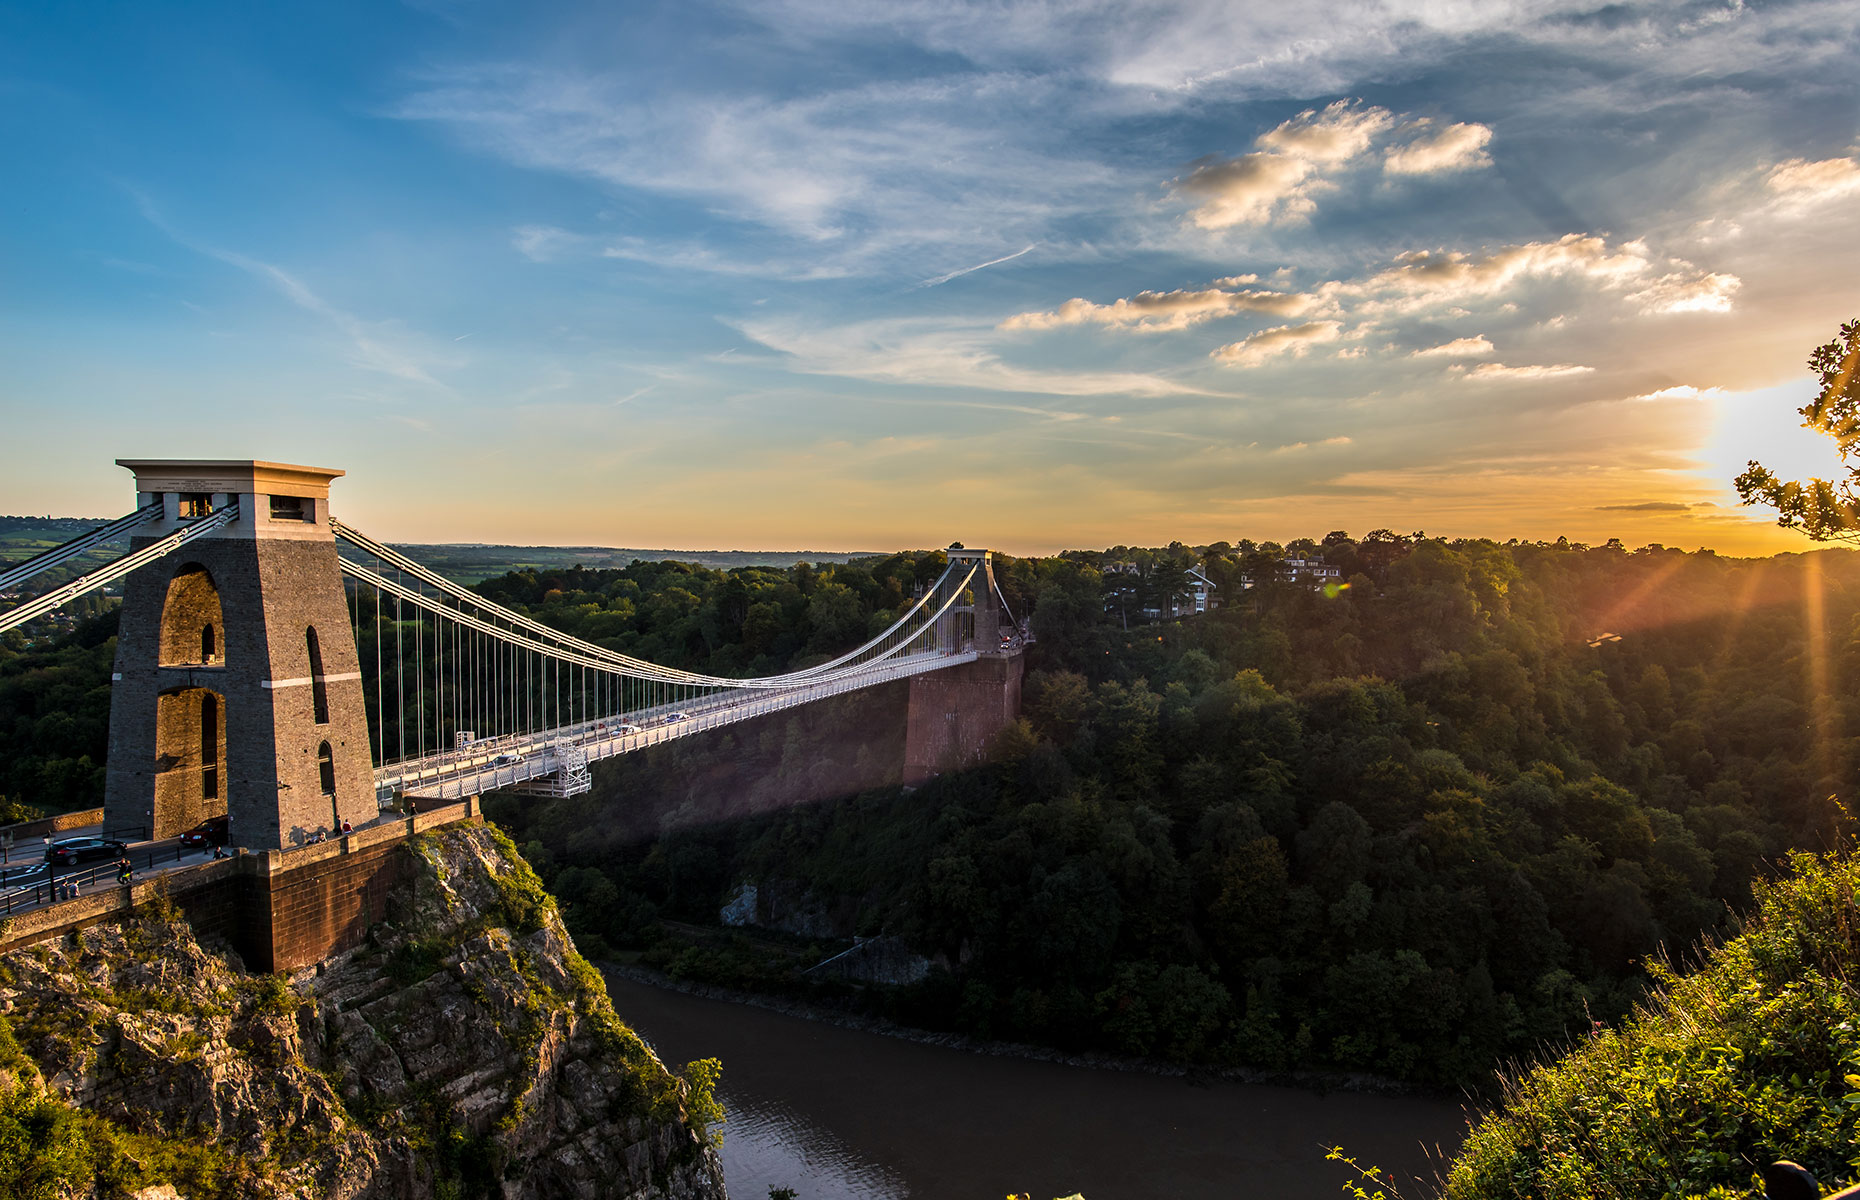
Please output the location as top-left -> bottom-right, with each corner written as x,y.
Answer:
1622,384 -> 1722,403
1256,100 -> 1395,163
1210,320 -> 1343,366
1356,234 -> 1651,311
1384,120 -> 1494,175
1000,285 -> 1324,333
1174,152 -> 1320,229
1766,156 -> 1860,211
1627,269 -> 1741,314
1458,361 -> 1595,382
1172,99 -> 1482,229
1272,435 -> 1353,453
1412,335 -> 1494,358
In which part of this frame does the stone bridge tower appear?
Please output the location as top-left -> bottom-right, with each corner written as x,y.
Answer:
903,548 -> 1024,782
102,460 -> 376,850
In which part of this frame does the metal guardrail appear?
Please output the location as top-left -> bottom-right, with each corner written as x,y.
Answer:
0,841 -> 201,916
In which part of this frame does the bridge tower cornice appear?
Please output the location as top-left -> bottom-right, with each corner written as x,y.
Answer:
116,458 -> 345,545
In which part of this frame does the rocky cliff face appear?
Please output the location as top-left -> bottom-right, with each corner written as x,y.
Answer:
0,824 -> 728,1200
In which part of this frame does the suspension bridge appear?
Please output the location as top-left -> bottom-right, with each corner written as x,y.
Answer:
1,459 -> 1024,854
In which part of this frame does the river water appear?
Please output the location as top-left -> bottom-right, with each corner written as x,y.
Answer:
604,975 -> 1473,1200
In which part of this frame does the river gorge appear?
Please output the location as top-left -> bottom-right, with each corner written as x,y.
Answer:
605,974 -> 1473,1200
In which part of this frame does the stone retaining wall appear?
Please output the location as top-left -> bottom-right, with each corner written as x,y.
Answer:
0,797 -> 480,972
0,807 -> 107,845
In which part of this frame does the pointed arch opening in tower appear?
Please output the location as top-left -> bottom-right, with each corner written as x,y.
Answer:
158,563 -> 223,667
154,686 -> 226,833
305,626 -> 330,724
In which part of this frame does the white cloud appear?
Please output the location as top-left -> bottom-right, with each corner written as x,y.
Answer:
1620,384 -> 1723,403
738,315 -> 1210,398
724,0 -> 1844,103
1459,361 -> 1594,382
1174,151 -> 1320,229
1767,156 -> 1860,210
132,192 -> 454,390
1210,320 -> 1343,366
1626,270 -> 1741,314
1271,435 -> 1354,453
1384,121 -> 1494,175
1173,99 -> 1489,229
1359,234 -> 1649,309
1257,101 -> 1395,163
1351,233 -> 1739,318
1412,335 -> 1495,358
512,225 -> 582,262
1000,285 -> 1324,333
398,66 -> 1118,276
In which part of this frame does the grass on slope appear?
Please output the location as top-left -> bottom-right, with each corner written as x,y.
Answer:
1447,846 -> 1860,1200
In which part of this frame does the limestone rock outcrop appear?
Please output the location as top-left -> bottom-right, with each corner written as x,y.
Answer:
0,824 -> 727,1200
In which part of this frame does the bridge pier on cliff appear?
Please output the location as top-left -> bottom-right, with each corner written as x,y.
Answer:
903,653 -> 1024,782
903,547 -> 1025,782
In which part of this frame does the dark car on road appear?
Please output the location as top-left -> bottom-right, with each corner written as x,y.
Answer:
45,837 -> 127,868
179,815 -> 230,848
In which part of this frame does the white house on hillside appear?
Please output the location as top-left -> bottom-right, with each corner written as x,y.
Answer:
1240,555 -> 1343,590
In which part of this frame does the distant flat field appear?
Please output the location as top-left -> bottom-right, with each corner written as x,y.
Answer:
399,543 -> 891,583
0,517 -> 886,586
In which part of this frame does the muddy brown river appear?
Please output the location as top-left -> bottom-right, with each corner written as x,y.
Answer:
603,974 -> 1473,1200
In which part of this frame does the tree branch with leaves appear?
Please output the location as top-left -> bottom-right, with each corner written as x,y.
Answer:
1736,318 -> 1860,541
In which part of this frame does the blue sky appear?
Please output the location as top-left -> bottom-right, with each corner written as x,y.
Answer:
4,0 -> 1858,554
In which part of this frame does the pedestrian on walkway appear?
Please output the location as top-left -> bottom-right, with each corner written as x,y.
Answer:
340,818 -> 352,835
116,857 -> 134,885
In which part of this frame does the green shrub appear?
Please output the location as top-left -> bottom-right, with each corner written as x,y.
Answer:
1448,849 -> 1860,1199
679,1058 -> 725,1147
384,937 -> 451,987
0,1079 -> 246,1200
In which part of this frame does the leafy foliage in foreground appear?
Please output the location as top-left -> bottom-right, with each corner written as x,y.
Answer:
1737,317 -> 1860,543
1447,847 -> 1860,1200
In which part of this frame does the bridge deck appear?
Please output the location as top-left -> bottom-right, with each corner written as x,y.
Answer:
378,648 -> 986,802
